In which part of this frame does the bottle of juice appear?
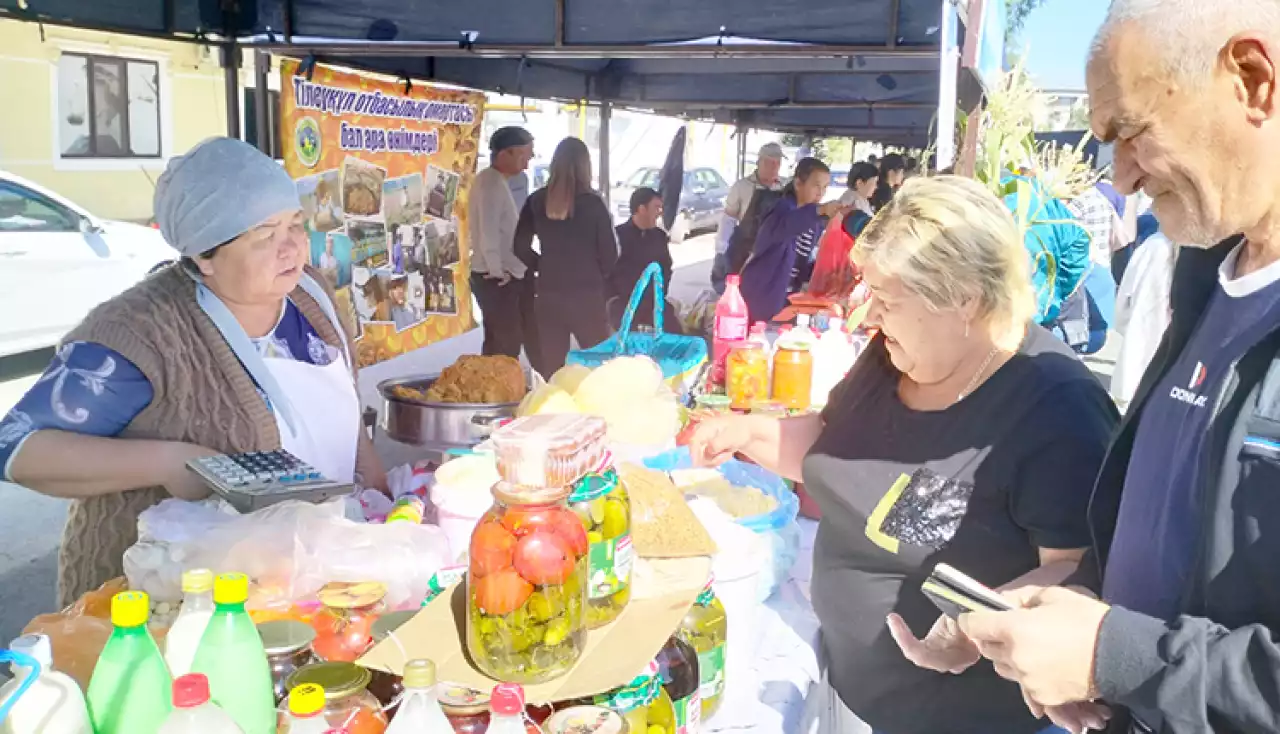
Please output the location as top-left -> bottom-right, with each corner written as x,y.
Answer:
385,660 -> 452,734
279,684 -> 331,734
655,636 -> 701,734
676,578 -> 728,721
0,634 -> 92,734
712,275 -> 750,385
191,573 -> 276,734
164,568 -> 215,678
157,674 -> 244,734
86,591 -> 172,734
487,684 -> 535,734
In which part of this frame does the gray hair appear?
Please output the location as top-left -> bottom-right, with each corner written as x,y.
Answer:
1092,0 -> 1280,83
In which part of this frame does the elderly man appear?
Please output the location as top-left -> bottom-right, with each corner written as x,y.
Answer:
931,2 -> 1280,733
712,142 -> 786,293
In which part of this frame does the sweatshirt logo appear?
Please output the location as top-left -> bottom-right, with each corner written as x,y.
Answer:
1170,361 -> 1209,408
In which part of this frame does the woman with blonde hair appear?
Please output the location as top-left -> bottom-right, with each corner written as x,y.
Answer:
515,137 -> 618,373
689,176 -> 1119,734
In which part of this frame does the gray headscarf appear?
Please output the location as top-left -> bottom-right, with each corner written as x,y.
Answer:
154,137 -> 301,257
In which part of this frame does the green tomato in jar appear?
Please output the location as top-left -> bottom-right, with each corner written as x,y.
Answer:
602,498 -> 628,540
543,616 -> 572,646
588,497 -> 607,525
526,590 -> 558,622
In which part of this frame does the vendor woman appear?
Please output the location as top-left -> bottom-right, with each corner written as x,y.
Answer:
0,137 -> 386,607
689,176 -> 1120,734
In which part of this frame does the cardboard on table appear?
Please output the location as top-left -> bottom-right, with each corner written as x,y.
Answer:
358,556 -> 712,703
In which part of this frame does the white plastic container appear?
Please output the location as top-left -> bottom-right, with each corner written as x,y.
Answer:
811,323 -> 859,407
0,634 -> 92,734
431,454 -> 503,561
385,660 -> 453,734
156,674 -> 243,734
163,568 -> 215,678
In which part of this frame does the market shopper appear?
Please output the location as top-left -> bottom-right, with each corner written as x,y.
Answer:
840,161 -> 879,238
738,157 -> 846,322
871,153 -> 907,210
689,176 -> 1118,734
713,142 -> 787,293
939,4 -> 1280,733
469,126 -> 541,371
609,187 -> 681,333
0,137 -> 386,607
514,137 -> 617,374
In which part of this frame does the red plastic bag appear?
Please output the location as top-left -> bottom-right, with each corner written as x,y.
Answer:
809,214 -> 859,300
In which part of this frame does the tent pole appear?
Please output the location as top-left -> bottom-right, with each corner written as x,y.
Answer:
736,124 -> 748,179
221,0 -> 241,139
599,101 -> 612,206
253,51 -> 271,154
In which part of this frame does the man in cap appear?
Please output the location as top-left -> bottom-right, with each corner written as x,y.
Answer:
914,2 -> 1280,733
713,142 -> 786,293
468,126 -> 541,371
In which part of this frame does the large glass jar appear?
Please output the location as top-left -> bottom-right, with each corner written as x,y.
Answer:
440,684 -> 491,734
257,619 -> 317,706
591,660 -> 676,734
771,341 -> 814,411
726,343 -> 770,411
568,469 -> 633,628
285,661 -> 389,734
466,483 -> 589,684
311,581 -> 388,663
655,636 -> 701,734
676,579 -> 728,720
545,706 -> 629,734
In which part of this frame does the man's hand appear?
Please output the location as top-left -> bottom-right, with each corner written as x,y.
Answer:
886,612 -> 981,674
1042,701 -> 1112,734
161,442 -> 221,501
818,201 -> 850,218
489,272 -> 512,287
958,585 -> 1111,707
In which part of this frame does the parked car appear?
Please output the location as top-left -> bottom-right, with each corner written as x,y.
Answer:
611,166 -> 730,242
0,171 -> 174,358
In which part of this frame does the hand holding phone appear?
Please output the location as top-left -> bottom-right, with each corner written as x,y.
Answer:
921,563 -> 1013,619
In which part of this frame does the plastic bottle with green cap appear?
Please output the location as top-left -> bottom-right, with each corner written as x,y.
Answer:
86,591 -> 172,734
164,568 -> 216,678
386,659 -> 452,733
279,684 -> 331,734
191,573 -> 276,734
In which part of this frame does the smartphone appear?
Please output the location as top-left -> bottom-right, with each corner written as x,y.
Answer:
921,563 -> 1013,619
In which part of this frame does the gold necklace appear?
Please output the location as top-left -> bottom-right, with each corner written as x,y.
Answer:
958,346 -> 1000,402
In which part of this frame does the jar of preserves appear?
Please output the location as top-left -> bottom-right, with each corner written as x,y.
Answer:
285,661 -> 389,734
568,469 -> 633,628
771,341 -> 814,411
545,706 -> 629,734
725,343 -> 769,411
466,483 -> 589,684
257,619 -> 317,706
655,636 -> 701,734
591,660 -> 676,734
311,581 -> 387,663
440,683 -> 491,734
676,578 -> 728,720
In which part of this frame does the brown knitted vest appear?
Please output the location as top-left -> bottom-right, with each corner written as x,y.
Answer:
57,264 -> 359,607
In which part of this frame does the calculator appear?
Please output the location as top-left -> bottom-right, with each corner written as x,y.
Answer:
186,450 -> 354,512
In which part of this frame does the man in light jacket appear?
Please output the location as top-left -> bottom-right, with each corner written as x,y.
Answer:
711,142 -> 785,293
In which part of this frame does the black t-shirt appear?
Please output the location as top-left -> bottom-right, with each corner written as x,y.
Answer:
801,326 -> 1118,734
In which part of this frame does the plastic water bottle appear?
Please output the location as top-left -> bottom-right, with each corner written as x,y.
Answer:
811,321 -> 858,407
164,568 -> 215,678
157,674 -> 244,734
486,684 -> 531,734
279,684 -> 333,734
385,660 -> 452,734
191,574 -> 276,734
86,592 -> 172,734
712,275 -> 750,385
0,634 -> 92,734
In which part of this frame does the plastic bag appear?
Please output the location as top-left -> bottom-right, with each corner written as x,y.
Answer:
808,215 -> 859,300
21,578 -> 127,690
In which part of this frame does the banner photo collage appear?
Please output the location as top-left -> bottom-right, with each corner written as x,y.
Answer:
280,58 -> 486,367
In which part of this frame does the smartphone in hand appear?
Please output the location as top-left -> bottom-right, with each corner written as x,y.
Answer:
921,563 -> 1013,619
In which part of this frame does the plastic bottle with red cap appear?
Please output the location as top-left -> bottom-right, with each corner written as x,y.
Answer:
157,674 -> 245,733
487,683 -> 540,734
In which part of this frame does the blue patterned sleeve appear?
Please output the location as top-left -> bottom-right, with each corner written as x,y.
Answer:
0,342 -> 154,481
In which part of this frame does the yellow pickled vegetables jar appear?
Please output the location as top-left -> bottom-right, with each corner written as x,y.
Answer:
676,577 -> 728,720
568,469 -> 634,628
593,660 -> 677,734
726,344 -> 770,411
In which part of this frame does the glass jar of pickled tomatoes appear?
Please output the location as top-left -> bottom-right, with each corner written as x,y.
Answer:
311,581 -> 387,663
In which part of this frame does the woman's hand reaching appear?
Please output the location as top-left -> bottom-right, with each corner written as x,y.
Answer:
687,416 -> 754,467
886,612 -> 981,674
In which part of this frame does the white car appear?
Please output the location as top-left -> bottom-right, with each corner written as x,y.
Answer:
0,171 -> 174,357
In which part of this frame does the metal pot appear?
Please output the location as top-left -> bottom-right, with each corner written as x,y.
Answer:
377,375 -> 520,448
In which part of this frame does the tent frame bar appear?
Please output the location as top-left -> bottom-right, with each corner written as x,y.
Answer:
238,39 -> 938,60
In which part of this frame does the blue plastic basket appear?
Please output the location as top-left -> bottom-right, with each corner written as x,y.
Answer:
567,263 -> 708,390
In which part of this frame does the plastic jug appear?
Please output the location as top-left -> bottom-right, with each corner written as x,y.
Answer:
712,275 -> 750,384
157,675 -> 244,734
812,322 -> 859,407
278,684 -> 333,734
164,568 -> 215,678
191,574 -> 276,734
385,660 -> 452,734
86,591 -> 172,734
0,634 -> 91,734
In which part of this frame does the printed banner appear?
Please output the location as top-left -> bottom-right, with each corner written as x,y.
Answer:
280,58 -> 485,367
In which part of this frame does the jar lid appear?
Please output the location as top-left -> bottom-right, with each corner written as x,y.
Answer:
256,620 -> 316,655
317,581 -> 387,609
492,482 -> 571,506
438,683 -> 490,715
371,610 -> 417,642
545,706 -> 629,734
285,662 -> 371,699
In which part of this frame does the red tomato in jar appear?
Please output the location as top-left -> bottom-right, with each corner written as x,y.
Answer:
513,531 -> 576,586
548,510 -> 589,558
500,507 -> 555,538
311,620 -> 373,663
470,521 -> 517,577
473,568 -> 534,616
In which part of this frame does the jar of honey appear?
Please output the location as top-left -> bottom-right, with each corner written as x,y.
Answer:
726,343 -> 770,411
772,341 -> 814,411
